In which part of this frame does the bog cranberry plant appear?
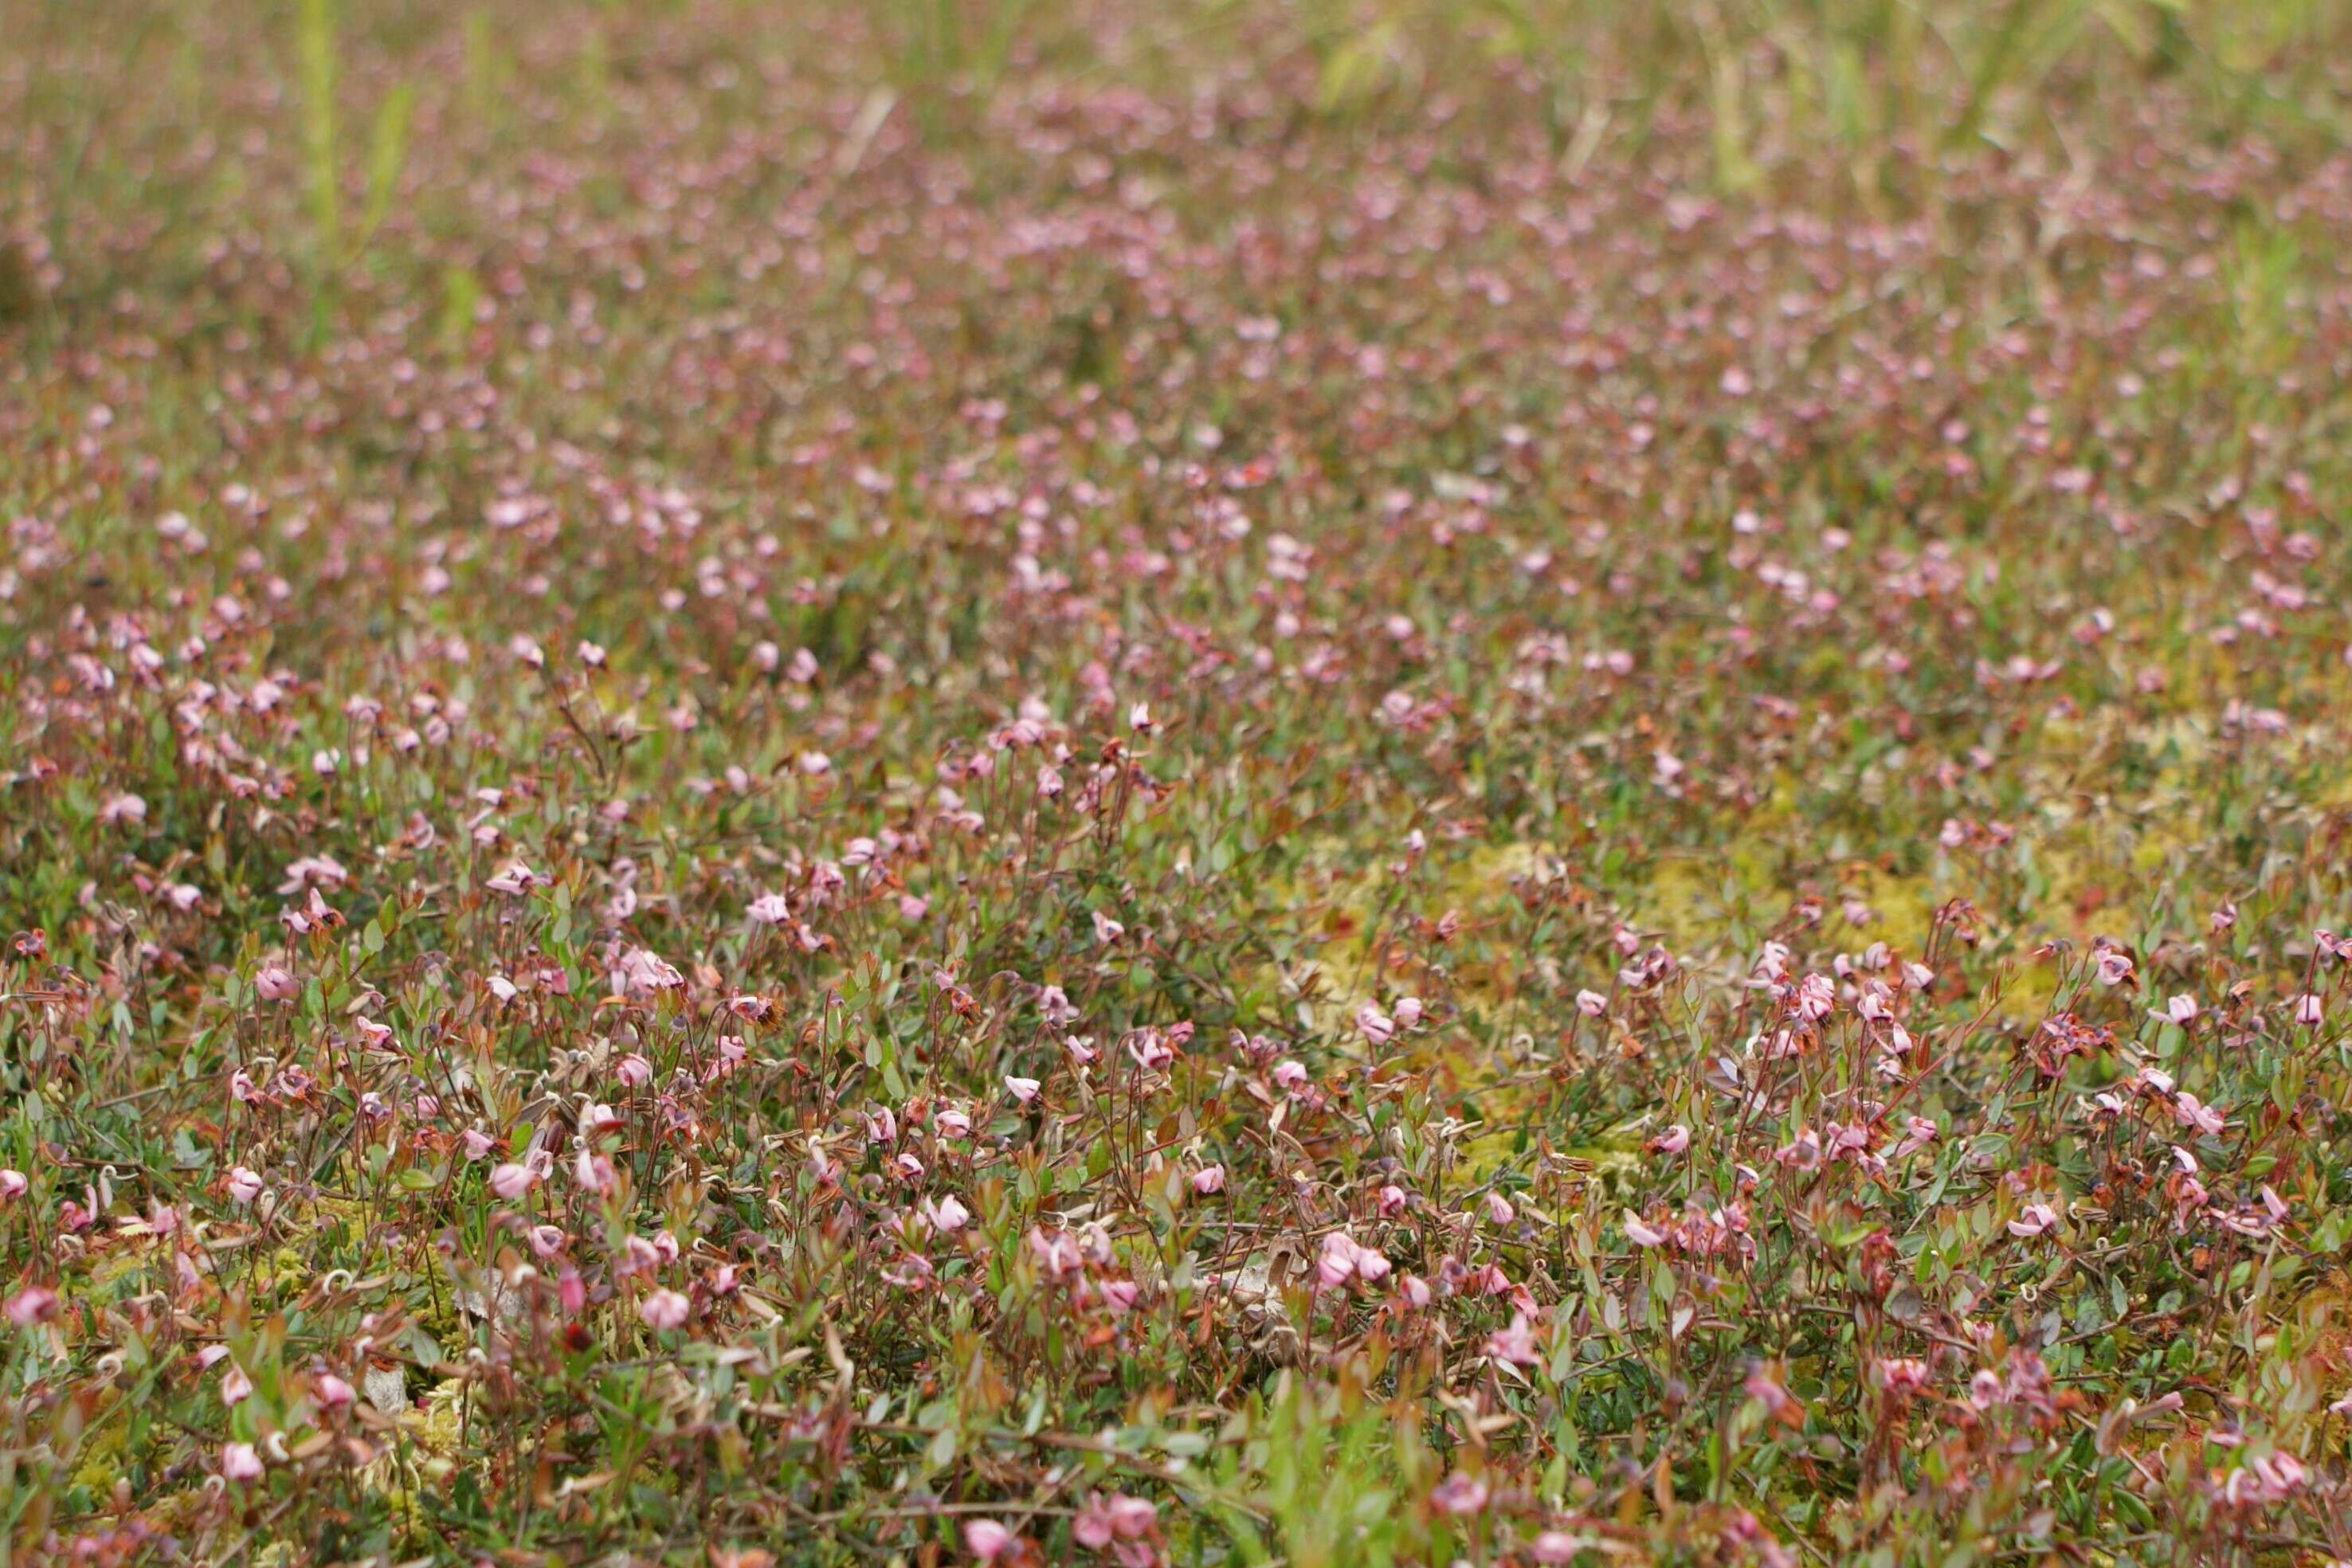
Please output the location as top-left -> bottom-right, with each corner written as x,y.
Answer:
7,1 -> 2352,1563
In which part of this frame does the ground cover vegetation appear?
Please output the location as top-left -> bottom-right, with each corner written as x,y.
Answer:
8,0 -> 2352,1562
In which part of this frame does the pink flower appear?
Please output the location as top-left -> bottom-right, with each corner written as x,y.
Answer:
0,1170 -> 26,1202
1004,1075 -> 1041,1103
278,855 -> 349,893
226,1166 -> 265,1205
1074,1491 -> 1158,1549
2153,994 -> 2199,1026
313,1371 -> 355,1407
1796,973 -> 1837,1021
2295,993 -> 2325,1026
1190,1164 -> 1225,1195
1645,1123 -> 1691,1156
574,1146 -> 614,1193
2248,1450 -> 2307,1499
1429,1471 -> 1489,1515
922,1194 -> 970,1233
1484,1311 -> 1542,1367
617,947 -> 684,993
715,1035 -> 766,1086
1106,1495 -> 1157,1539
221,1441 -> 264,1481
1876,1358 -> 1932,1394
2008,1202 -> 2059,1238
1889,1116 -> 1938,1158
1315,1231 -> 1358,1288
99,793 -> 147,825
1624,1212 -> 1672,1248
616,1053 -> 653,1088
490,1161 -> 540,1200
1075,1497 -> 1118,1550
253,963 -> 299,1002
1576,989 -> 1608,1017
962,1519 -> 1013,1560
2093,948 -> 2135,987
1484,1190 -> 1515,1226
6,1286 -> 58,1325
1029,1227 -> 1084,1280
640,1288 -> 691,1330
2174,1092 -> 2226,1137
1315,1230 -> 1387,1288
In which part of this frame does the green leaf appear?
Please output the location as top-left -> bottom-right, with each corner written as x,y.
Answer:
1821,1215 -> 1880,1249
923,1422 -> 958,1469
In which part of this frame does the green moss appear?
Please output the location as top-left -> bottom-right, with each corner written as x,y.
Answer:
1838,863 -> 1937,955
69,1416 -> 128,1495
360,1378 -> 472,1496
